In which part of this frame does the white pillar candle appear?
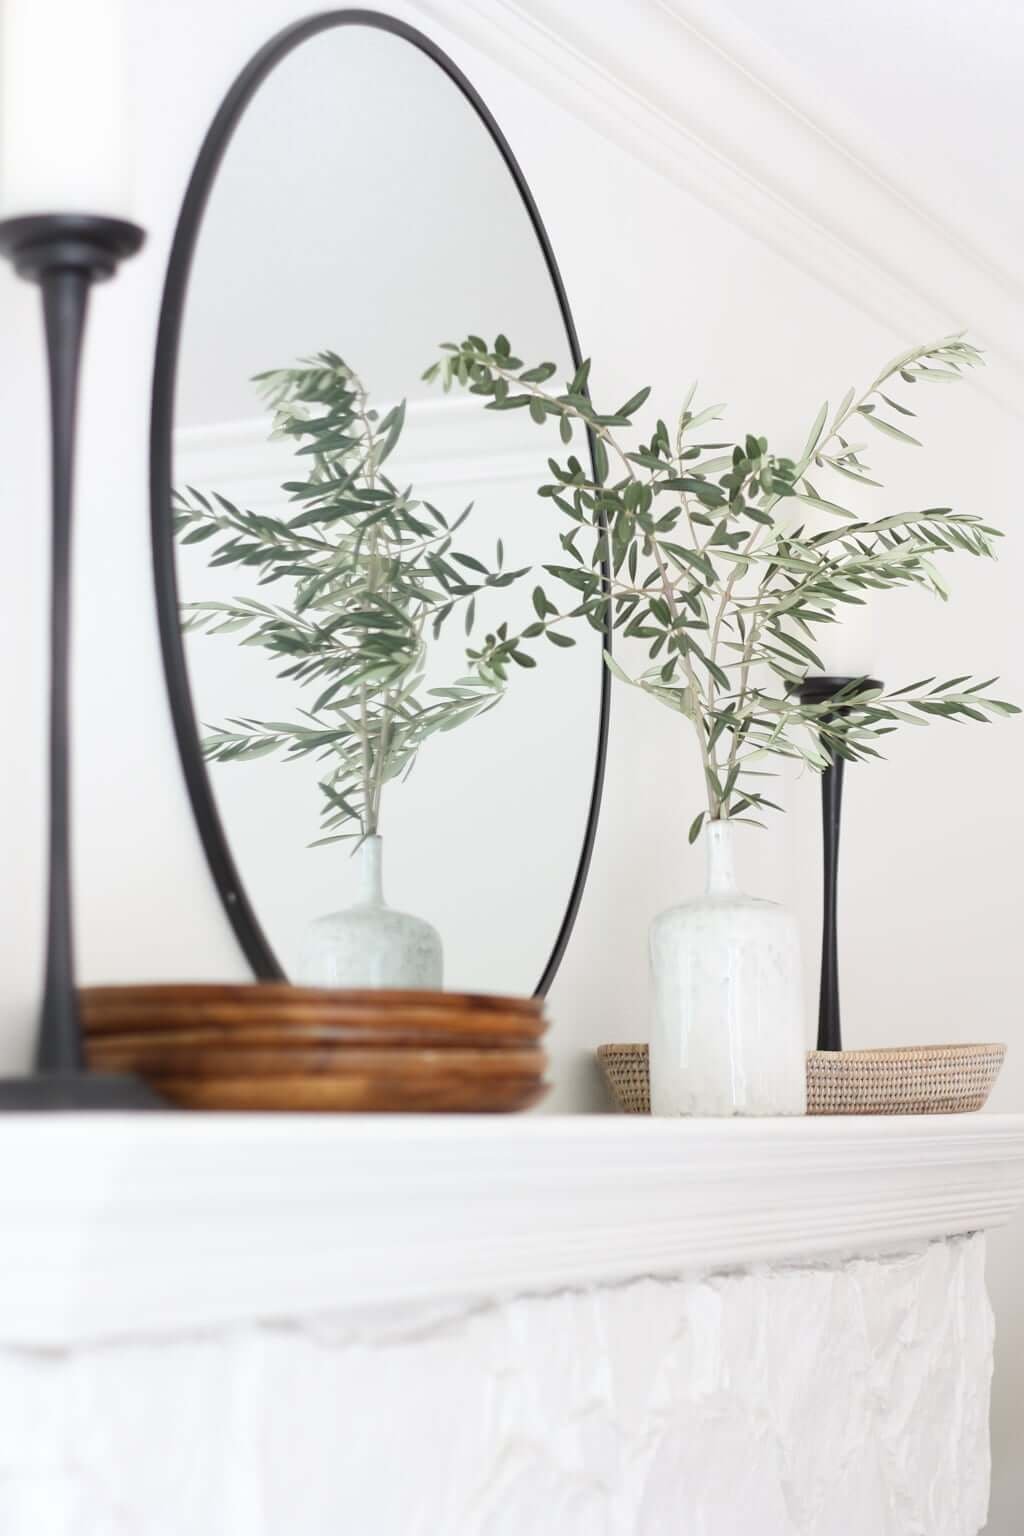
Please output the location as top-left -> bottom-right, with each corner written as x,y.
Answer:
1,0 -> 132,219
812,599 -> 876,679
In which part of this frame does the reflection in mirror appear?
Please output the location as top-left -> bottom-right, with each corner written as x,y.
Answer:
166,20 -> 604,995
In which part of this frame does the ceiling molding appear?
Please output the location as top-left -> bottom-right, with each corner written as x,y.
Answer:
661,0 -> 1024,300
413,0 -> 1024,416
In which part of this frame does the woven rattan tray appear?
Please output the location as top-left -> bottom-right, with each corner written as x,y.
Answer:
597,1041 -> 1005,1116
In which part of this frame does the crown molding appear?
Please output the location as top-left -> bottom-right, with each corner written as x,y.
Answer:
0,1113 -> 1022,1346
412,0 -> 1024,417
175,397 -> 546,509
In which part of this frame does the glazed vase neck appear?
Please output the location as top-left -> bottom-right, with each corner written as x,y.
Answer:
358,835 -> 385,906
705,819 -> 738,897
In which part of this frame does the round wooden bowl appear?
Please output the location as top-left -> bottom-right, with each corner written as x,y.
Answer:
80,984 -> 549,1113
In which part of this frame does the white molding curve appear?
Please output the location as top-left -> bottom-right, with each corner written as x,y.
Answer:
175,397 -> 546,509
2,1112 -> 1022,1346
412,0 -> 1024,416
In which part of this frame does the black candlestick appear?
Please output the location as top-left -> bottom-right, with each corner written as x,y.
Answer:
798,674 -> 882,1054
0,215 -> 163,1110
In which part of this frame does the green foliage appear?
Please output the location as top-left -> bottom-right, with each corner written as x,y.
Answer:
175,351 -> 531,843
425,332 -> 1018,824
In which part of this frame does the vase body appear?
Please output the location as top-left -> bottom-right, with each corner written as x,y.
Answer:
649,820 -> 806,1117
298,836 -> 443,990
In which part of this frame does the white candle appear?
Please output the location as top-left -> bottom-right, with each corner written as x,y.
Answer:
1,0 -> 132,219
811,599 -> 876,679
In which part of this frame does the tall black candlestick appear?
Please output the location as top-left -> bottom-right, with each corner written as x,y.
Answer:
0,214 -> 163,1109
798,674 -> 882,1054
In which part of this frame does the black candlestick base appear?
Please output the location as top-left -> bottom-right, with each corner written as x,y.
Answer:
798,674 -> 882,1053
0,214 -> 162,1111
0,1074 -> 168,1112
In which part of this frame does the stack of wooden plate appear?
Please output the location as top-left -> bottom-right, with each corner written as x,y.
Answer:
81,984 -> 548,1112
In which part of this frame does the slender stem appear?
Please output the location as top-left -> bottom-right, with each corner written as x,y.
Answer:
716,378 -> 893,787
353,384 -> 388,838
358,682 -> 374,836
647,537 -> 718,813
818,747 -> 845,1051
369,687 -> 393,831
36,266 -> 91,1073
476,356 -> 720,810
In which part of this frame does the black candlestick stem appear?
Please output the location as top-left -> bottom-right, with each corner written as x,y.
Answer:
817,737 -> 845,1052
0,214 -> 163,1109
798,674 -> 882,1054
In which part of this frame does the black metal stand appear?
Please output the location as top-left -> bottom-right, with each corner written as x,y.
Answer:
798,674 -> 882,1054
0,214 -> 163,1110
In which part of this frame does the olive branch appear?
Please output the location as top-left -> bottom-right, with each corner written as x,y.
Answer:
425,331 -> 1017,838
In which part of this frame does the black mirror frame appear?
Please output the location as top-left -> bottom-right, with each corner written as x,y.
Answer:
149,7 -> 610,993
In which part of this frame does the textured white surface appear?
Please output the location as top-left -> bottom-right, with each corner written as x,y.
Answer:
0,1234 -> 991,1536
650,821 -> 807,1116
2,1114 -> 1023,1347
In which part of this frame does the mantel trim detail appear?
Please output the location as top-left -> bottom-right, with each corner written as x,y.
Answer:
4,1113 -> 1023,1347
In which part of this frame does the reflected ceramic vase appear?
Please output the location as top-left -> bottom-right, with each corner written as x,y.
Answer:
298,835 -> 443,990
649,819 -> 806,1117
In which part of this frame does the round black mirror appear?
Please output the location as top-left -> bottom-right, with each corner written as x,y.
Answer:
150,10 -> 609,995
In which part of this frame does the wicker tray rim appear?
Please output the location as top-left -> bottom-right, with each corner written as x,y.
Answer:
597,1042 -> 1005,1058
597,1040 -> 1005,1117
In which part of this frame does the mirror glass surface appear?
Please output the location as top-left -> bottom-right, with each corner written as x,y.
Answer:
167,21 -> 604,995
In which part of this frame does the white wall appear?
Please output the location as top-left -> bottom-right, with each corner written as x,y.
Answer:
0,1 -> 1020,1529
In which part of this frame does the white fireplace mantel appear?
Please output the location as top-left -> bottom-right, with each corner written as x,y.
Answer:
3,1111 -> 1023,1346
1,1113 -> 1022,1535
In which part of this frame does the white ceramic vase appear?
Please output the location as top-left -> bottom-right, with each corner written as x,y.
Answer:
298,835 -> 443,990
649,819 -> 806,1117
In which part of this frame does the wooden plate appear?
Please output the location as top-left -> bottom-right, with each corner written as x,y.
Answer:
82,983 -> 541,1013
141,1075 -> 547,1113
80,1023 -> 537,1050
80,984 -> 545,1046
86,1041 -> 547,1113
87,1041 -> 546,1078
81,985 -> 548,1113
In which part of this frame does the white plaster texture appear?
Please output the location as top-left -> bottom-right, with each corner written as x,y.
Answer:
0,1234 -> 992,1536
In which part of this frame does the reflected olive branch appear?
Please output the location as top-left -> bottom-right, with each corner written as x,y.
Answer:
174,350 -> 538,845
